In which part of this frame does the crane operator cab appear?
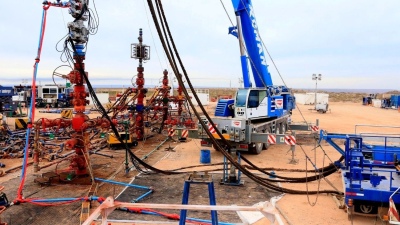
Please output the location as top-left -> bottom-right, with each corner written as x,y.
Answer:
234,87 -> 294,120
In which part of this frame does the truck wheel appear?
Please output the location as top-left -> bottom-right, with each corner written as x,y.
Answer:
355,204 -> 377,214
249,143 -> 263,154
212,143 -> 220,151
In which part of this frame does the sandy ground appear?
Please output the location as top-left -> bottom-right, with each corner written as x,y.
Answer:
276,102 -> 400,225
0,102 -> 399,225
153,102 -> 400,225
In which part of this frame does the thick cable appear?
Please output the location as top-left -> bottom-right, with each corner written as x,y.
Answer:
150,0 -> 341,195
148,0 -> 332,194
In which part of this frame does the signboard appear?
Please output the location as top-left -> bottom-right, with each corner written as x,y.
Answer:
276,99 -> 283,109
231,120 -> 241,128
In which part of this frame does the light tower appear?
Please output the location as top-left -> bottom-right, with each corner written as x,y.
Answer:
312,74 -> 322,109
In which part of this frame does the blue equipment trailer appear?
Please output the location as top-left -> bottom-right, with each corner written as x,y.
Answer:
320,129 -> 400,214
0,86 -> 16,113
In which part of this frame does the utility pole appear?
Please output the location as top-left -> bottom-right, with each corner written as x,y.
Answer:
312,74 -> 322,109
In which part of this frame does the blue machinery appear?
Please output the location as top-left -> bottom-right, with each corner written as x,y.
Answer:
221,151 -> 244,186
320,126 -> 400,214
215,0 -> 295,119
205,0 -> 309,156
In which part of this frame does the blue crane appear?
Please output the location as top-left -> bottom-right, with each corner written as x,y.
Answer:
205,0 -> 303,155
215,0 -> 295,120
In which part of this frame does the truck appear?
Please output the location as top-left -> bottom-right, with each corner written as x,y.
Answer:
35,84 -> 73,108
195,0 -> 309,154
12,85 -> 36,105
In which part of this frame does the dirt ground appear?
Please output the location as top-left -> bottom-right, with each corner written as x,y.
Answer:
0,102 -> 399,224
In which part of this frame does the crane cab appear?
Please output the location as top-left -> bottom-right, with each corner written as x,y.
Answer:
233,87 -> 294,120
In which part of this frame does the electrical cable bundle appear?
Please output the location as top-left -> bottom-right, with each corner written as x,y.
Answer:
145,0 -> 342,195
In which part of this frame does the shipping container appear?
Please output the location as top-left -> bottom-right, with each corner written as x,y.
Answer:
294,93 -> 329,105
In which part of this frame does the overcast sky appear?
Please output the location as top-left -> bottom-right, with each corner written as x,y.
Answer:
0,0 -> 399,90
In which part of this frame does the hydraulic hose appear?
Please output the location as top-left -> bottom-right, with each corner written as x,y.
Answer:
17,5 -> 49,201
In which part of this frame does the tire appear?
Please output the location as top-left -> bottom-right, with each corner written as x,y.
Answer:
355,204 -> 377,214
212,143 -> 221,151
249,142 -> 263,154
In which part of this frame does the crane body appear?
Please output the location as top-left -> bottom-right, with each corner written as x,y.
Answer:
194,0 -> 307,154
217,0 -> 295,120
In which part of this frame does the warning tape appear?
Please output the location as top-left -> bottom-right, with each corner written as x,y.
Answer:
285,135 -> 296,145
168,128 -> 175,137
178,129 -> 188,142
390,198 -> 400,222
15,118 -> 28,130
267,134 -> 276,144
181,129 -> 188,138
61,109 -> 73,119
311,125 -> 319,132
208,123 -> 217,133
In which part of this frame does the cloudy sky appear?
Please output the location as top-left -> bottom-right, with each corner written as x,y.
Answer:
0,0 -> 399,90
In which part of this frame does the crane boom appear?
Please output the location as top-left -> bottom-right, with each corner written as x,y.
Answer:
231,0 -> 272,87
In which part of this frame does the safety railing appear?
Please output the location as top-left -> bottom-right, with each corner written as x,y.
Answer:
82,196 -> 284,225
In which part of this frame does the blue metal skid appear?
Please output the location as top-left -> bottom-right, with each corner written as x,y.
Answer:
320,130 -> 400,213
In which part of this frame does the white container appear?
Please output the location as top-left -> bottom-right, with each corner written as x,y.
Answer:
90,93 -> 110,106
294,93 -> 306,105
372,99 -> 382,108
317,93 -> 329,104
187,89 -> 209,106
305,93 -> 316,105
305,92 -> 329,105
